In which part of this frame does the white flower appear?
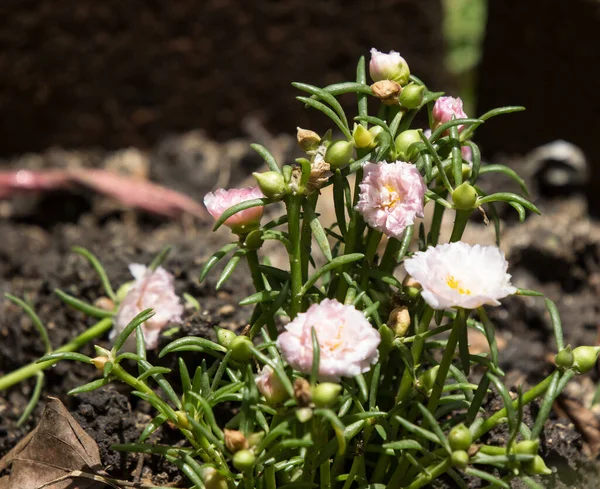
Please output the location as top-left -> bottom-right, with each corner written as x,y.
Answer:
111,264 -> 184,349
403,242 -> 517,310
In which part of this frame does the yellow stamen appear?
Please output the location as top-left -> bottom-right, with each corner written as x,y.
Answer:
380,184 -> 402,210
446,275 -> 471,295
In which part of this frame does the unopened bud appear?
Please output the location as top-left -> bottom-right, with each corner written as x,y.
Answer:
388,306 -> 411,337
116,282 -> 133,303
369,49 -> 410,85
312,383 -> 342,408
230,336 -> 254,362
572,346 -> 600,374
399,83 -> 425,109
92,356 -> 109,371
306,158 -> 331,193
417,365 -> 439,397
256,365 -> 288,405
554,345 -> 574,370
297,128 -> 321,152
325,140 -> 354,169
253,171 -> 286,201
449,424 -> 472,451
232,449 -> 255,472
514,440 -> 540,455
94,297 -> 115,311
175,410 -> 190,429
293,377 -> 312,406
247,432 -> 265,447
216,327 -> 237,348
451,450 -> 469,470
225,429 -> 249,453
371,80 -> 401,106
378,323 -> 395,357
353,124 -> 374,149
452,182 -> 478,210
203,468 -> 228,489
394,130 -> 422,161
523,455 -> 552,476
403,275 -> 422,300
368,125 -> 385,148
244,229 -> 264,250
296,407 -> 313,423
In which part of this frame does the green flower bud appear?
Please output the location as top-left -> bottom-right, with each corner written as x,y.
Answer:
296,407 -> 313,423
353,124 -> 374,149
253,171 -> 286,201
203,467 -> 229,489
451,450 -> 469,470
244,229 -> 264,250
247,432 -> 265,447
523,455 -> 552,476
230,336 -> 254,362
378,323 -> 395,357
399,83 -> 425,109
232,449 -> 256,472
417,365 -> 439,398
325,140 -> 354,168
451,182 -> 479,210
514,439 -> 540,456
312,383 -> 342,408
394,130 -> 422,161
175,410 -> 190,429
572,346 -> 600,374
449,424 -> 473,451
215,327 -> 237,348
554,345 -> 574,370
297,127 -> 321,152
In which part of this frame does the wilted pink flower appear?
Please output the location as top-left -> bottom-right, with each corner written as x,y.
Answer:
276,299 -> 380,381
369,48 -> 410,85
404,242 -> 517,310
432,96 -> 468,133
204,186 -> 264,234
111,264 -> 184,349
356,161 -> 426,239
255,365 -> 288,404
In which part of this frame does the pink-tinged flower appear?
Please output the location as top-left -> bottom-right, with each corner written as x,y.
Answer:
432,96 -> 468,133
255,365 -> 288,404
369,48 -> 410,85
111,264 -> 184,349
404,242 -> 517,310
276,299 -> 380,381
204,186 -> 264,234
355,161 -> 426,239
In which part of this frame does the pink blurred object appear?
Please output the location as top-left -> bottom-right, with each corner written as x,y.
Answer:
0,168 -> 208,220
432,96 -> 468,133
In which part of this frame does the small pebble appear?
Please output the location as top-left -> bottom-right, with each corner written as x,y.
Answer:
218,304 -> 235,317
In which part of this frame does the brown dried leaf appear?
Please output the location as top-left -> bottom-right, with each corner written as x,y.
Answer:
557,395 -> 600,458
0,397 -> 107,489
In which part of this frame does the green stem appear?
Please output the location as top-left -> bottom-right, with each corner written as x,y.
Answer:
428,199 -> 446,246
111,363 -> 155,396
301,194 -> 318,283
245,249 -> 277,339
379,237 -> 401,273
426,309 -> 465,415
403,458 -> 452,489
449,209 -> 471,243
286,195 -> 304,318
0,317 -> 113,391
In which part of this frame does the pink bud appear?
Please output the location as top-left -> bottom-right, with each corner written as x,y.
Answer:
432,96 -> 468,133
255,365 -> 288,404
204,186 -> 264,234
369,48 -> 410,85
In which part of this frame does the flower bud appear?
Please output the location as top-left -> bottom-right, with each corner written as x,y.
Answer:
312,383 -> 342,408
94,296 -> 115,311
514,440 -> 540,455
295,407 -> 313,423
175,410 -> 190,430
325,140 -> 354,168
388,306 -> 411,337
554,345 -> 574,370
523,455 -> 552,476
116,282 -> 133,303
225,429 -> 249,453
451,182 -> 479,210
353,124 -> 374,149
449,424 -> 472,451
244,229 -> 264,250
256,365 -> 288,405
92,356 -> 109,371
232,449 -> 255,472
394,130 -> 422,161
253,171 -> 286,201
368,126 -> 385,147
229,336 -> 254,362
432,96 -> 468,134
203,467 -> 228,489
378,323 -> 395,357
247,432 -> 264,447
293,377 -> 312,406
370,80 -> 401,106
417,365 -> 439,397
216,327 -> 237,348
369,48 -> 410,85
297,128 -> 321,152
572,346 -> 600,374
451,450 -> 469,470
399,83 -> 425,109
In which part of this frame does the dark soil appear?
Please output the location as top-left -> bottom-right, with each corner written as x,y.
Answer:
1,130 -> 600,487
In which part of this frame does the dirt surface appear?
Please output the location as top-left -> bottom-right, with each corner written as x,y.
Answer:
1,130 -> 600,486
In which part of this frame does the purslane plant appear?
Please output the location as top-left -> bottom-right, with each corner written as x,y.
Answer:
18,48 -> 599,488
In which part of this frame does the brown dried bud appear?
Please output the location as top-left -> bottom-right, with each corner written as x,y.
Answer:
370,80 -> 401,106
91,356 -> 109,371
293,377 -> 312,407
388,306 -> 411,337
94,296 -> 115,311
297,128 -> 321,152
224,429 -> 249,453
307,159 -> 332,193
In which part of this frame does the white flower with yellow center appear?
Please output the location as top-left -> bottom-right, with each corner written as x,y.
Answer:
403,242 -> 517,310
